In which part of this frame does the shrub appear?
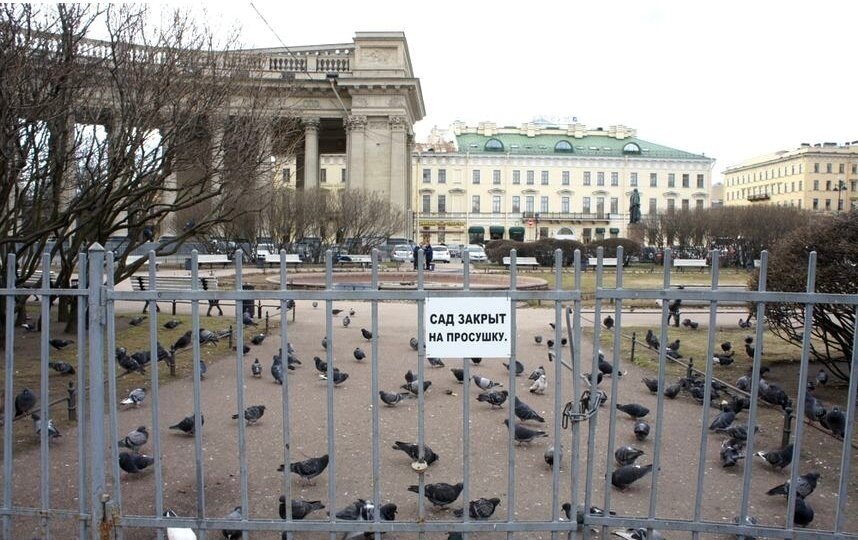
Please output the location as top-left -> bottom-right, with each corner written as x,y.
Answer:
586,238 -> 642,265
485,238 -> 584,266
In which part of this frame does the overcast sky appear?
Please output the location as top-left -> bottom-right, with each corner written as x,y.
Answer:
206,1 -> 858,182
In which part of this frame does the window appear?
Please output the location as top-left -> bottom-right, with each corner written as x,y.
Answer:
813,198 -> 819,210
650,173 -> 658,187
814,163 -> 820,173
630,172 -> 638,187
472,170 -> 481,184
555,140 -> 573,152
826,180 -> 831,191
825,199 -> 831,211
667,198 -> 675,213
527,170 -> 534,185
649,198 -> 657,215
561,196 -> 570,213
320,169 -> 327,183
471,195 -> 480,213
697,174 -> 704,189
525,196 -> 534,213
623,142 -> 641,154
438,169 -> 446,183
438,229 -> 446,244
682,174 -> 690,188
282,168 -> 291,183
610,197 -> 618,214
826,163 -> 832,173
814,180 -> 819,191
668,173 -> 676,188
341,168 -> 347,183
696,199 -> 704,210
838,198 -> 844,211
512,170 -> 521,184
492,195 -> 501,213
541,171 -> 549,185
512,196 -> 520,212
493,169 -> 501,185
681,199 -> 689,211
799,180 -> 803,190
422,194 -> 431,213
853,164 -> 857,174
438,195 -> 446,213
583,171 -> 591,186
540,196 -> 549,212
422,169 -> 431,183
582,227 -> 592,243
583,197 -> 591,214
597,172 -> 605,186
852,181 -> 857,192
485,138 -> 503,151
596,197 -> 605,216
611,172 -> 619,186
839,163 -> 845,174
562,171 -> 570,186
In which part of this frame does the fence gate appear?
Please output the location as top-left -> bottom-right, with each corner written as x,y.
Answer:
1,244 -> 857,539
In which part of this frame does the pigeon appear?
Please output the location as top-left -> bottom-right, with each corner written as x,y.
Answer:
503,360 -> 524,376
713,351 -> 735,366
393,441 -> 439,466
361,328 -> 373,340
720,341 -> 732,353
529,374 -> 547,394
476,390 -> 509,408
427,357 -> 445,368
171,330 -> 193,352
407,482 -> 463,508
739,316 -> 753,329
547,339 -> 555,349
615,446 -> 645,466
312,301 -> 318,309
528,366 -> 545,381
349,308 -> 356,317
759,382 -> 791,410
804,392 -> 827,422
581,372 -> 604,387
21,322 -> 37,332
816,369 -> 828,386
735,374 -> 751,392
48,361 -> 75,375
544,445 -> 563,467
534,335 -> 543,345
641,377 -> 659,393
242,312 -> 257,326
405,369 -> 415,383
342,315 -> 351,328
118,451 -> 154,475
314,356 -> 328,373
561,503 -> 616,525
353,348 -> 366,362
767,472 -> 820,499
131,343 -> 171,365
731,515 -> 759,539
401,380 -> 430,395
611,464 -> 653,489
744,336 -> 755,358
793,498 -> 814,527
234,344 -> 251,355
709,405 -> 736,431
821,407 -> 846,437
663,382 -> 681,399
331,309 -> 343,316
169,414 -> 203,435
32,413 -> 60,439
615,528 -> 667,540
163,320 -> 181,330
321,337 -> 328,350
280,496 -> 325,520
221,506 -> 242,539
504,418 -> 548,444
633,421 -> 650,441
232,405 -> 265,424
473,375 -> 502,390
271,358 -> 284,384
514,396 -> 545,423
720,440 -> 745,468
682,318 -> 699,330
756,444 -> 793,469
250,333 -> 265,345
603,315 -> 614,330
667,339 -> 681,353
251,358 -> 262,377
128,316 -> 146,327
598,353 -> 622,377
118,426 -> 149,451
409,337 -> 419,350
450,368 -> 465,383
199,329 -> 220,346
379,391 -> 409,407
320,370 -> 349,386
549,322 -> 556,330
120,387 -> 146,407
453,497 -> 501,520
49,338 -> 73,350
334,500 -> 364,520
283,455 -> 329,485
716,424 -> 757,442
616,403 -> 649,419
470,357 -> 482,365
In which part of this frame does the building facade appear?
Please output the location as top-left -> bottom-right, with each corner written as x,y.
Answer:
723,142 -> 858,213
410,122 -> 715,245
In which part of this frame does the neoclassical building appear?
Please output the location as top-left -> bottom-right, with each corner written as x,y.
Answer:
408,122 -> 715,245
722,141 -> 858,213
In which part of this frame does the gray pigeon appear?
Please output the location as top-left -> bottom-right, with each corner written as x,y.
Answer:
453,497 -> 501,520
232,405 -> 266,424
561,503 -> 615,524
118,426 -> 149,451
473,375 -> 502,390
514,396 -> 545,423
283,454 -> 329,485
720,440 -> 745,467
427,357 -> 445,367
615,446 -> 645,466
633,421 -> 650,441
821,407 -> 846,437
353,347 -> 366,361
401,380 -> 431,395
171,330 -> 193,352
528,366 -> 545,381
794,498 -> 814,527
280,496 -> 324,520
755,444 -> 793,469
709,406 -> 736,431
409,337 -> 419,350
392,441 -> 439,466
222,506 -> 243,539
163,320 -> 181,330
450,368 -> 464,383
320,370 -> 349,386
48,361 -> 75,375
379,391 -> 408,407
503,418 -> 548,444
120,387 -> 146,407
271,358 -> 284,384
342,315 -> 351,328
14,388 -> 37,416
616,403 -> 649,418
32,413 -> 60,439
251,358 -> 262,377
128,315 -> 146,326
407,482 -> 463,508
118,451 -> 154,475
476,390 -> 508,408
250,333 -> 265,345
49,338 -> 73,350
503,360 -> 524,376
169,414 -> 204,435
611,464 -> 653,489
766,472 -> 820,499
544,445 -> 563,468
242,312 -> 257,326
361,328 -> 373,340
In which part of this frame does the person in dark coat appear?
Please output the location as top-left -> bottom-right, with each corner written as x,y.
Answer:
425,243 -> 433,270
412,244 -> 421,270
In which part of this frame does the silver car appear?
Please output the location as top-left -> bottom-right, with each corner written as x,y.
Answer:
465,244 -> 487,262
391,244 -> 414,262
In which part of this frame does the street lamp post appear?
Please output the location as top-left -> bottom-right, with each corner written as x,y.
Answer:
835,179 -> 846,213
534,212 -> 540,241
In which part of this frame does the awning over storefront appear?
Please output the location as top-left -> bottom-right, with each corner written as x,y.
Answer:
595,227 -> 606,234
609,227 -> 620,234
489,225 -> 505,240
468,226 -> 485,234
468,226 -> 485,244
509,227 -> 525,241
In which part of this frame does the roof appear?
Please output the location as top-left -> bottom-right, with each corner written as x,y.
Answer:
455,133 -> 710,161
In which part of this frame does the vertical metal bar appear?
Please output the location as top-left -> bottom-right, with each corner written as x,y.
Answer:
105,254 -> 124,540
370,249 -> 381,539
146,251 -> 165,540
506,250 -> 517,540
233,253 -> 249,539
77,253 -> 88,540
551,250 -> 563,540
785,252 -> 817,530
569,249 -> 582,540
738,251 -> 768,528
88,244 -> 106,540
3,253 -> 15,540
39,253 -> 51,539
691,251 -> 720,538
190,252 -> 206,540
324,251 -> 336,540
416,249 -> 427,539
835,308 -> 858,533
279,251 -> 292,537
583,248 -> 605,540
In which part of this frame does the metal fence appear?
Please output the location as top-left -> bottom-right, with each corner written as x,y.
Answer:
1,244 -> 857,539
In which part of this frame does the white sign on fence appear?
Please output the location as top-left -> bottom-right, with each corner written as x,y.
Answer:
424,296 -> 512,358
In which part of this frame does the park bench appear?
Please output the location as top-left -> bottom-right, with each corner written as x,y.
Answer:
189,254 -> 231,269
257,253 -> 303,267
673,259 -> 708,272
502,256 -> 540,268
125,255 -> 160,270
19,270 -> 57,288
337,254 -> 373,269
587,257 -> 619,268
131,275 -> 219,315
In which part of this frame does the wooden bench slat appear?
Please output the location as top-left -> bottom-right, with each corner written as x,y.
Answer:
587,257 -> 619,266
502,257 -> 540,267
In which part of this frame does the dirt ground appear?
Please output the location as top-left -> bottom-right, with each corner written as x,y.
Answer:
1,299 -> 857,539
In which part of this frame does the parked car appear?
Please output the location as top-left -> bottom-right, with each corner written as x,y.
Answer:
391,244 -> 414,262
465,244 -> 487,262
431,245 -> 451,263
447,244 -> 464,258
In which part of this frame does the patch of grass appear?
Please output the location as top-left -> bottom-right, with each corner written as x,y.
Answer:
525,267 -> 751,291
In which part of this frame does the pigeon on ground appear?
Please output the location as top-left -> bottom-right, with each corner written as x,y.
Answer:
312,301 -> 318,309
222,506 -> 243,539
119,451 -> 155,475
739,316 -> 753,329
581,372 -> 604,387
342,315 -> 351,328
118,426 -> 149,451
407,482 -> 464,508
353,348 -> 366,362
409,337 -> 419,350
169,414 -> 203,435
32,413 -> 60,439
163,320 -> 181,330
280,496 -> 325,520
720,440 -> 745,467
561,503 -> 615,525
120,388 -> 146,407
314,356 -> 328,373
598,353 -> 623,377
131,344 -> 171,366
320,370 -> 349,386
767,472 -> 820,499
401,380 -> 431,395
534,335 -> 543,345
361,328 -> 373,340
242,312 -> 257,326
721,341 -> 732,353
544,445 -> 563,468
330,308 -> 344,317
816,369 -> 828,386
528,366 -> 545,381
603,315 -> 614,330
405,369 -> 415,383
271,357 -> 284,385
232,405 -> 266,425
503,419 -> 548,444
615,446 -> 645,466
471,357 -> 482,365
716,424 -> 757,442
198,328 -> 220,346
282,455 -> 329,485
392,441 -> 439,466
473,375 -> 502,390
128,316 -> 146,327
514,396 -> 546,423
794,498 -> 814,527
641,377 -> 659,393
663,381 -> 681,399
450,368 -> 464,383
453,497 -> 501,520
116,348 -> 146,374
756,444 -> 794,469
503,360 -> 524,376
713,351 -> 735,366
682,318 -> 699,330
427,357 -> 445,368
614,528 -> 667,540
529,373 -> 547,394
349,308 -> 356,317
634,421 -> 651,441
333,500 -> 364,520
49,338 -> 73,350
804,392 -> 827,422
611,464 -> 653,489
321,337 -> 328,350
821,407 -> 846,437
251,358 -> 262,377
476,390 -> 508,408
21,322 -> 37,332
744,336 -> 755,358
171,330 -> 193,352
709,404 -> 737,431
616,403 -> 649,419
379,391 -> 409,407
667,339 -> 681,353
48,362 -> 75,375
250,333 -> 265,346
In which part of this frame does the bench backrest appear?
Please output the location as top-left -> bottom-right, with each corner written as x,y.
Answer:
261,253 -> 302,264
340,254 -> 372,263
587,257 -> 619,266
132,275 -> 219,291
195,254 -> 230,264
673,259 -> 708,267
502,256 -> 539,265
20,270 -> 57,287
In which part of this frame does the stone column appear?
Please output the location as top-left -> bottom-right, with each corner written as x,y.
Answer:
303,117 -> 320,189
345,114 -> 367,190
389,115 -> 408,213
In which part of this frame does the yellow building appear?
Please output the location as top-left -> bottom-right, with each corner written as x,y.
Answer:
411,121 -> 715,245
723,142 -> 858,213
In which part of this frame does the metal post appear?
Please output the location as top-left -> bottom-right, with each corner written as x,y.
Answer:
781,407 -> 794,449
228,325 -> 233,349
67,381 -> 76,422
629,331 -> 636,364
265,312 -> 269,333
87,243 -> 107,539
